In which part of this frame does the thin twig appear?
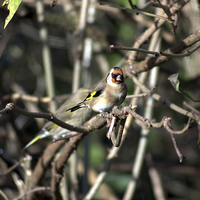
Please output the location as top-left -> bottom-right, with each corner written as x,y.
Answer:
156,0 -> 173,22
163,117 -> 192,135
183,101 -> 200,115
131,75 -> 199,120
156,0 -> 176,34
170,133 -> 185,162
99,2 -> 171,22
126,85 -> 156,98
13,187 -> 51,200
126,0 -> 190,62
0,93 -> 71,104
11,173 -> 25,198
0,190 -> 9,200
110,42 -> 200,57
0,158 -> 24,177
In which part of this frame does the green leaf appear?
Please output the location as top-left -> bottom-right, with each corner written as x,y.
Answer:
168,73 -> 200,102
2,0 -> 22,29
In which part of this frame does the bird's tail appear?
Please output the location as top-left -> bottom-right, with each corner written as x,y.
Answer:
22,130 -> 49,151
66,104 -> 82,112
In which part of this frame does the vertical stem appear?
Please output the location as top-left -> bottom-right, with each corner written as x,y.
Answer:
72,0 -> 90,92
70,0 -> 90,199
60,1 -> 77,198
82,0 -> 96,193
35,0 -> 55,112
123,12 -> 162,200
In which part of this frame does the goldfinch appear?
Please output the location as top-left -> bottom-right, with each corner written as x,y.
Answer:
66,67 -> 127,113
24,88 -> 92,150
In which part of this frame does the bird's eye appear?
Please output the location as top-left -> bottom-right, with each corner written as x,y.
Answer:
111,73 -> 117,79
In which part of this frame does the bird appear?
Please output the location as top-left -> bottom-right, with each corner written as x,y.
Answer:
24,67 -> 127,150
23,88 -> 92,150
66,67 -> 127,113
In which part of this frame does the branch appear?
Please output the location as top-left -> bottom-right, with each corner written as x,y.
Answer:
0,158 -> 23,177
0,92 -> 71,105
110,42 -> 200,58
130,75 -> 200,120
1,102 -> 194,139
26,140 -> 65,200
13,187 -> 51,200
0,103 -> 91,134
0,190 -> 9,200
1,102 -> 193,196
126,0 -> 189,62
124,29 -> 200,74
126,82 -> 157,99
99,2 -> 171,22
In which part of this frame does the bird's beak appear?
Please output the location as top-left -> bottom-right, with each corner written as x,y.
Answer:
116,74 -> 123,82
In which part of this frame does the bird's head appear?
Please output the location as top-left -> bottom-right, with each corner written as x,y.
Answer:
107,67 -> 124,86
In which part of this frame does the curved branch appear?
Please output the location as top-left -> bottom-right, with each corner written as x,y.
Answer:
1,103 -> 94,134
124,29 -> 200,74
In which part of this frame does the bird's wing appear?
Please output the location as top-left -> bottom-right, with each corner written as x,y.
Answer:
84,79 -> 107,101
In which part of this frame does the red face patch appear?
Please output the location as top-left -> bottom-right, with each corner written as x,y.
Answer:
112,69 -> 123,76
111,69 -> 124,84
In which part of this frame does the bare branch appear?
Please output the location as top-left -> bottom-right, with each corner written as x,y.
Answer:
99,2 -> 170,22
0,93 -> 71,105
183,101 -> 200,115
126,85 -> 156,98
13,187 -> 51,200
51,162 -> 62,200
0,158 -> 24,177
130,75 -> 200,120
111,42 -> 200,58
170,133 -> 185,163
0,103 -> 91,134
26,141 -> 65,200
163,117 -> 192,135
156,0 -> 176,33
124,29 -> 200,74
0,190 -> 9,200
156,0 -> 172,22
126,0 -> 190,62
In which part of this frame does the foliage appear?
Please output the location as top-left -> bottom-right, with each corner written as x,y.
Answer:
2,0 -> 22,28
